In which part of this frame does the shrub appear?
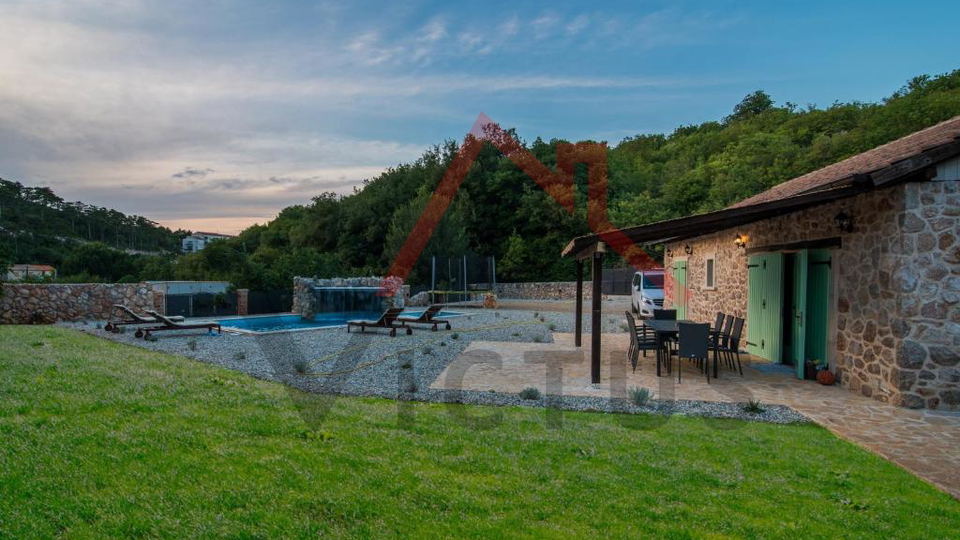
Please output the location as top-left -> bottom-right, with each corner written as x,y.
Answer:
519,387 -> 541,400
628,387 -> 652,407
548,323 -> 556,331
533,312 -> 539,318
293,360 -> 310,375
439,342 -> 447,347
451,332 -> 460,340
744,399 -> 765,414
187,338 -> 197,351
511,332 -> 520,337
400,360 -> 412,369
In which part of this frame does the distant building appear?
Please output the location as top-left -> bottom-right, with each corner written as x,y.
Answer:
181,232 -> 234,253
6,264 -> 57,281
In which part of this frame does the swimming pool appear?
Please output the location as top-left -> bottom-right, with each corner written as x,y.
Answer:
219,309 -> 464,334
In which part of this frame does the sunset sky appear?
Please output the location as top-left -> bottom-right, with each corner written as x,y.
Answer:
2,0 -> 958,234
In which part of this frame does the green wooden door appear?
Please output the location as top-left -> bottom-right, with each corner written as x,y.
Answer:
746,253 -> 784,362
791,250 -> 809,379
805,249 -> 832,367
673,260 -> 687,319
747,255 -> 764,358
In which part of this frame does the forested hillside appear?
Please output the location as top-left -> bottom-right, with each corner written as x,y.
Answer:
0,179 -> 185,281
5,70 -> 959,287
181,70 -> 958,289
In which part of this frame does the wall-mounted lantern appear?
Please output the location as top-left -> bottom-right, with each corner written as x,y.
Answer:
684,244 -> 693,256
734,234 -> 747,249
834,211 -> 853,233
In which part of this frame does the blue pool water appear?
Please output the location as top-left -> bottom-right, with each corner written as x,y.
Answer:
219,309 -> 463,333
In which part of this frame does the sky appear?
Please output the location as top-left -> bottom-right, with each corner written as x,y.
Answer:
1,0 -> 958,234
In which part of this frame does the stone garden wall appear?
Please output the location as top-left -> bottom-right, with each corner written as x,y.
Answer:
663,179 -> 959,409
488,282 -> 595,300
0,282 -> 157,324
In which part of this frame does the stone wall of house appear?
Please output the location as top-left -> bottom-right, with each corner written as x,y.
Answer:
0,282 -> 157,324
895,180 -> 959,408
664,180 -> 959,409
292,277 -> 409,318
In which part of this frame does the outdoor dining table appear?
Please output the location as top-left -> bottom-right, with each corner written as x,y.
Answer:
644,319 -> 721,379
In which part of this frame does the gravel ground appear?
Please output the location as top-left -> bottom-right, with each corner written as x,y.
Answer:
63,308 -> 808,425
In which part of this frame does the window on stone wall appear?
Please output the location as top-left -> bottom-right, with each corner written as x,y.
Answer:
705,257 -> 716,289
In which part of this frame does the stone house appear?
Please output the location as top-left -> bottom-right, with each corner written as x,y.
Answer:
566,116 -> 960,409
5,264 -> 57,281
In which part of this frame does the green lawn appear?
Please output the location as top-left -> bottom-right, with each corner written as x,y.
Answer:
1,326 -> 957,539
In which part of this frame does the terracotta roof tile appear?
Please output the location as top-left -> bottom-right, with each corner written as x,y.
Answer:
730,115 -> 960,208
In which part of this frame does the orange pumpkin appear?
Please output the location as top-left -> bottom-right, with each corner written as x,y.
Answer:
816,369 -> 835,386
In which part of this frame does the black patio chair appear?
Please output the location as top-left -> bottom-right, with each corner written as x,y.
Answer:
712,314 -> 735,369
625,311 -> 659,372
716,317 -> 745,376
653,308 -> 677,320
712,312 -> 725,332
710,315 -> 736,369
677,322 -> 711,384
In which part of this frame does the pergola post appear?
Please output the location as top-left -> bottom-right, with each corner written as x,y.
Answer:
574,260 -> 583,347
591,252 -> 602,384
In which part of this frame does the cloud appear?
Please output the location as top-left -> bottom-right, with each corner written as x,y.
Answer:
498,15 -> 520,37
566,15 -> 590,36
419,18 -> 447,43
0,1 -> 742,232
172,167 -> 215,179
532,12 -> 561,39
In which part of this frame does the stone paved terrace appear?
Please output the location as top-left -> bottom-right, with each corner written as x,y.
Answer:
431,332 -> 960,499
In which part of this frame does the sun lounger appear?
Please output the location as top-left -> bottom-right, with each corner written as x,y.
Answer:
136,310 -> 221,339
104,304 -> 184,332
346,307 -> 410,337
397,305 -> 451,331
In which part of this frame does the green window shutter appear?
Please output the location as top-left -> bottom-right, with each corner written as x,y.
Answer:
746,253 -> 784,362
673,260 -> 687,319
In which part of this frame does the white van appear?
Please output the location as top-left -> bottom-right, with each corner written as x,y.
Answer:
630,270 -> 665,317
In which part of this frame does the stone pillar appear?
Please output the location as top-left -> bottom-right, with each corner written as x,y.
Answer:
153,290 -> 166,316
236,289 -> 249,316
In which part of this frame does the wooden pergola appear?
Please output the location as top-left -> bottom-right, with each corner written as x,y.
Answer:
569,241 -> 607,384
